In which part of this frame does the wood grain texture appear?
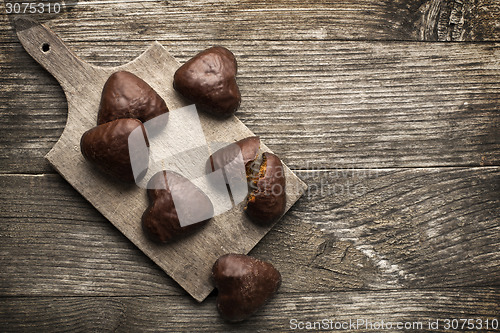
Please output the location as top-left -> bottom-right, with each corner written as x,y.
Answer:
0,289 -> 498,332
414,0 -> 500,41
12,20 -> 305,302
1,38 -> 499,173
1,0 -> 499,42
1,169 -> 498,297
1,0 -> 499,330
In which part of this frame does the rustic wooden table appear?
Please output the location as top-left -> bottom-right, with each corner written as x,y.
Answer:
1,1 -> 499,332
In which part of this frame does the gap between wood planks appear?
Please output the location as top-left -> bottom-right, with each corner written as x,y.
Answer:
2,165 -> 500,177
3,39 -> 500,44
0,285 -> 498,297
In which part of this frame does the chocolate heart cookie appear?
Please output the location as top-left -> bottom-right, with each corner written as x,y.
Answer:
142,170 -> 214,243
245,152 -> 286,225
98,71 -> 169,130
80,118 -> 149,183
173,46 -> 241,117
206,136 -> 260,184
212,254 -> 281,322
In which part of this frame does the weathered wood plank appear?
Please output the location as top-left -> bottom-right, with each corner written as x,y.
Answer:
1,168 -> 498,296
0,289 -> 498,332
297,167 -> 500,289
0,173 -> 369,296
1,39 -> 499,173
1,0 -> 499,42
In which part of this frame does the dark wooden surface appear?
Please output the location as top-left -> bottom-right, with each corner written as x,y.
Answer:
12,20 -> 307,302
1,0 -> 499,332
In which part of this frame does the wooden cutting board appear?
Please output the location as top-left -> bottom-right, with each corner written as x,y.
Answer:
15,18 -> 307,302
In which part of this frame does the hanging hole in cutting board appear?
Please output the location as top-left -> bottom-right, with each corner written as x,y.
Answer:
42,43 -> 50,52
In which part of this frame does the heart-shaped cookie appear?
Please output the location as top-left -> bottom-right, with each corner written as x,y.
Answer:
245,152 -> 286,225
173,46 -> 241,118
206,136 -> 260,184
98,71 -> 169,130
212,254 -> 281,322
80,118 -> 149,183
142,170 -> 214,243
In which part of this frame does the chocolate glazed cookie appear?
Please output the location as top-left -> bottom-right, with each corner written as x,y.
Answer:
173,46 -> 241,117
142,170 -> 214,243
212,254 -> 281,322
245,152 -> 286,225
80,118 -> 149,183
98,71 -> 169,131
206,136 -> 260,184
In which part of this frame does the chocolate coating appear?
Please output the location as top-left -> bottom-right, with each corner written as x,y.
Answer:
173,46 -> 241,117
142,170 -> 214,243
212,254 -> 281,322
245,152 -> 286,225
206,136 -> 260,184
80,118 -> 149,183
98,71 -> 169,130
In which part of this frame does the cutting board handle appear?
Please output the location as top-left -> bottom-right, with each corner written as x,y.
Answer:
14,18 -> 95,92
